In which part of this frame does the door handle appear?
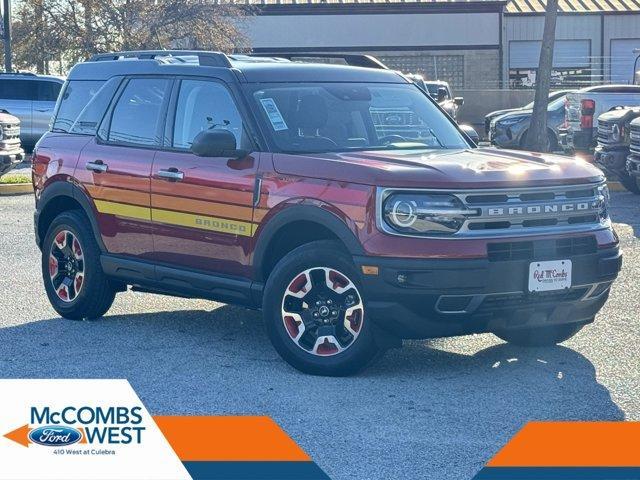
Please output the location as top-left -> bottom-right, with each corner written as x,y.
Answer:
35,108 -> 51,112
157,168 -> 184,182
86,160 -> 108,173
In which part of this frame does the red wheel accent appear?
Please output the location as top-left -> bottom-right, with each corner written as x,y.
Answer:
284,315 -> 300,338
316,339 -> 339,356
49,255 -> 58,277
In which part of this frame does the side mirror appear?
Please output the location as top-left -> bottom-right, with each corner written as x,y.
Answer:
454,97 -> 464,106
437,87 -> 448,103
459,124 -> 479,145
191,129 -> 247,158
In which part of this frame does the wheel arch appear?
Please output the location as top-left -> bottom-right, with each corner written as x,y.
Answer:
253,204 -> 365,283
36,181 -> 105,252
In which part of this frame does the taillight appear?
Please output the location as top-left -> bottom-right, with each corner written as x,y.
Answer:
580,99 -> 595,129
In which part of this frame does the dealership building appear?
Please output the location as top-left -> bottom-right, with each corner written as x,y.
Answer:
239,0 -> 640,90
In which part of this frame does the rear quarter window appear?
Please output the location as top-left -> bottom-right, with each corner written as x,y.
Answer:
52,80 -> 106,133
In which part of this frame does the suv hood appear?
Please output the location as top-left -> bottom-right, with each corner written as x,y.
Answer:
598,107 -> 640,123
272,148 -> 604,189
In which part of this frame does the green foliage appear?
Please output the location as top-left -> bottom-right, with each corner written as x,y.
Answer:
0,173 -> 31,184
8,0 -> 254,74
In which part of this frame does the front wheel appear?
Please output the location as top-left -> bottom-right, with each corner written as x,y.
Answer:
42,210 -> 116,320
619,172 -> 640,194
494,323 -> 585,347
263,241 -> 381,376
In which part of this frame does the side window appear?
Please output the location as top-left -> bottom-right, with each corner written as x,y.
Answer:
0,79 -> 36,100
70,77 -> 121,135
108,78 -> 170,147
53,80 -> 105,132
172,80 -> 246,150
36,81 -> 62,102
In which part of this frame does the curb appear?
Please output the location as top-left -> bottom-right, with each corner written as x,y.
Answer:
0,183 -> 33,196
607,181 -> 626,193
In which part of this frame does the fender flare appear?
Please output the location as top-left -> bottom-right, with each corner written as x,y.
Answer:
35,180 -> 106,252
252,204 -> 365,283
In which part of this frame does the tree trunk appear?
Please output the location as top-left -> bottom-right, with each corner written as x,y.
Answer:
526,0 -> 559,152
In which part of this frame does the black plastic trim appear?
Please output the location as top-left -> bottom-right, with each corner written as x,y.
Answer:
252,204 -> 365,282
101,254 -> 260,308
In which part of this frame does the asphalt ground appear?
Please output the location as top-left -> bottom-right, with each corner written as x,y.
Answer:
0,192 -> 638,480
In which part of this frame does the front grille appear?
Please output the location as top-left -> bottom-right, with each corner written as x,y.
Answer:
487,236 -> 597,262
631,124 -> 640,155
458,184 -> 606,236
1,123 -> 20,140
476,287 -> 589,313
597,120 -> 617,146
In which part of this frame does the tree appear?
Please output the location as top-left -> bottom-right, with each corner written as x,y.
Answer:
525,0 -> 559,152
8,0 -> 253,74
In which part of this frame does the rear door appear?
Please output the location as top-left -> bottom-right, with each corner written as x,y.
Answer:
32,80 -> 62,143
149,78 -> 259,278
0,79 -> 34,141
75,77 -> 172,260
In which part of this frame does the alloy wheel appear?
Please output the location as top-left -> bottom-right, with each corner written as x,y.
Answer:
281,267 -> 364,356
48,230 -> 85,303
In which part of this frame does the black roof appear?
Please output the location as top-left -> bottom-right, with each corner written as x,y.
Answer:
68,51 -> 408,84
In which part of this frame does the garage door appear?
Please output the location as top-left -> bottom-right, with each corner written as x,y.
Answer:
610,39 -> 640,84
509,40 -> 591,69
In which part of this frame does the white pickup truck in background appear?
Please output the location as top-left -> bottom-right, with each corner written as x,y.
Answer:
558,85 -> 640,153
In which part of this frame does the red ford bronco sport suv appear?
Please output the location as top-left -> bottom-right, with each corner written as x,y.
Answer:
33,51 -> 621,376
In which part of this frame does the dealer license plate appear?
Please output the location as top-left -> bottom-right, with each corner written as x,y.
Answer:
528,260 -> 572,292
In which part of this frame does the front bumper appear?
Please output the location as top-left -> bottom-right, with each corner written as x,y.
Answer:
0,148 -> 24,176
594,146 -> 628,179
489,123 -> 522,148
354,242 -> 621,339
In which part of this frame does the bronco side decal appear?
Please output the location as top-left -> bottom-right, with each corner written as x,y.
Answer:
94,200 -> 257,237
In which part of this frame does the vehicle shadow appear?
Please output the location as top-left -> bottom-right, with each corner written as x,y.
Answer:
0,304 -> 623,479
609,190 -> 640,238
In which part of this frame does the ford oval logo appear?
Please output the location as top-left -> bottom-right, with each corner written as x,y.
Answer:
28,426 -> 82,447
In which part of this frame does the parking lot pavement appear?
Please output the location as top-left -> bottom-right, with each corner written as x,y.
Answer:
1,193 -> 639,480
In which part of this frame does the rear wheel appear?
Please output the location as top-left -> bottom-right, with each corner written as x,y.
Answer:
263,241 -> 380,376
42,211 -> 116,320
495,323 -> 584,347
619,172 -> 640,194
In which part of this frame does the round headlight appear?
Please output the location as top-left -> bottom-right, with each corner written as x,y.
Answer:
382,192 -> 477,236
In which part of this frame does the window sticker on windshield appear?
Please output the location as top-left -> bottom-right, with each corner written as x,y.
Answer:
260,98 -> 288,131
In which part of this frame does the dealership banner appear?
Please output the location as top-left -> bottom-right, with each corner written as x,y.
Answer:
0,380 -> 329,480
474,422 -> 640,479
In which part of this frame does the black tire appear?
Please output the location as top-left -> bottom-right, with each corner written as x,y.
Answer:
494,323 -> 584,347
619,172 -> 640,194
519,129 -> 556,152
263,240 -> 381,376
42,210 -> 116,320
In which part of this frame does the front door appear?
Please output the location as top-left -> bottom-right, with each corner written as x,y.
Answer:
150,79 -> 259,278
76,77 -> 172,260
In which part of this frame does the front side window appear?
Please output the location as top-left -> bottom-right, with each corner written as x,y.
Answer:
248,82 -> 468,154
173,79 -> 246,149
108,78 -> 170,147
53,80 -> 105,132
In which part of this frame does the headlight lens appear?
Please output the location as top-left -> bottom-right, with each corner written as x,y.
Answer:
0,125 -> 4,141
497,116 -> 527,127
611,124 -> 621,142
381,192 -> 478,235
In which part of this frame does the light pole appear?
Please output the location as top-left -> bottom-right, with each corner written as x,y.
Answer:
2,0 -> 11,72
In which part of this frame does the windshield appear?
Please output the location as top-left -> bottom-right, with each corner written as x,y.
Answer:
248,82 -> 469,154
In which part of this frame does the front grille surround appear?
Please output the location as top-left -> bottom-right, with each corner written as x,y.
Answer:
377,183 -> 609,239
597,120 -> 622,147
631,124 -> 640,155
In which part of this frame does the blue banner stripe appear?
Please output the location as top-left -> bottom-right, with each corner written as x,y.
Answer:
474,467 -> 640,479
183,461 -> 331,480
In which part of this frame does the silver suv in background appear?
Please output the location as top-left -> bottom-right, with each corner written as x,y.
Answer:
0,73 -> 64,150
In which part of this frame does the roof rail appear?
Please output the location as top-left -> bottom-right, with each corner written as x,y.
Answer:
87,50 -> 232,68
247,52 -> 388,70
0,71 -> 36,76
